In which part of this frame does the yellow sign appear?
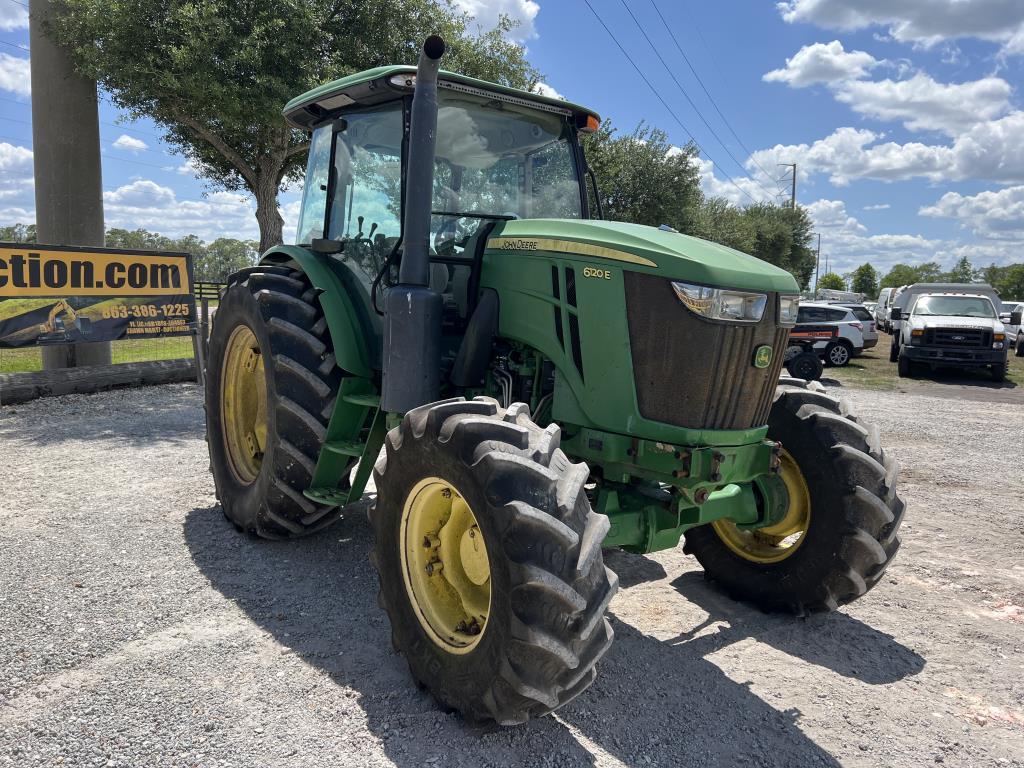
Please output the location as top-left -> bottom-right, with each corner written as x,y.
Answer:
486,237 -> 658,268
0,244 -> 191,297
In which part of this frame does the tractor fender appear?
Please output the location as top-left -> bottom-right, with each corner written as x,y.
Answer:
259,245 -> 376,379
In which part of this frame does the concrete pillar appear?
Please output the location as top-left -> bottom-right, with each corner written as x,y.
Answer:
29,0 -> 111,368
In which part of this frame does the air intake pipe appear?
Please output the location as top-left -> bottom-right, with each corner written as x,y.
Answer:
380,35 -> 445,413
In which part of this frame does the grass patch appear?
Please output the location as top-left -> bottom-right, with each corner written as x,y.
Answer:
0,336 -> 194,374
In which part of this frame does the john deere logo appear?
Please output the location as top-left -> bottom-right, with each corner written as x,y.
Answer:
753,345 -> 773,368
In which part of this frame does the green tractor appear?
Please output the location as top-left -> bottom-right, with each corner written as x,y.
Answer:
206,37 -> 904,725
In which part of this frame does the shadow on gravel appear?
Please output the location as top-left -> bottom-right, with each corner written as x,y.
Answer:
0,383 -> 203,447
670,571 -> 925,685
185,504 -> 845,767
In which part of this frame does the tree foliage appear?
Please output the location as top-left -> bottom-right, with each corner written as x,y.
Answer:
52,0 -> 539,250
850,263 -> 879,298
817,272 -> 846,291
981,263 -> 1024,299
582,121 -> 702,234
0,223 -> 37,243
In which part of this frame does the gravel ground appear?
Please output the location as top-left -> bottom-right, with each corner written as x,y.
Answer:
1,381 -> 1022,767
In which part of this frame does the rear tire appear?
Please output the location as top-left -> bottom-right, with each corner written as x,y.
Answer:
889,341 -> 899,363
683,380 -> 904,614
370,397 -> 617,725
825,340 -> 852,367
205,265 -> 348,539
1015,336 -> 1023,357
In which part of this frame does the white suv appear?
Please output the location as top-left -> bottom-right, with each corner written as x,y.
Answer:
1001,300 -> 1023,357
795,302 -> 865,366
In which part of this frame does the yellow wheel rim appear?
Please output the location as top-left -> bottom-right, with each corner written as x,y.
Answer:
400,477 -> 491,654
711,450 -> 811,564
220,324 -> 268,484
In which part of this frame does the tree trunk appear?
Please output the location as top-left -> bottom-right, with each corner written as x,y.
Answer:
254,173 -> 284,252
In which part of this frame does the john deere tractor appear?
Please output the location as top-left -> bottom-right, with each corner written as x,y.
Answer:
206,37 -> 904,725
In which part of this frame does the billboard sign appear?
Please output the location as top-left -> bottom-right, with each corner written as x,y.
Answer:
0,243 -> 196,347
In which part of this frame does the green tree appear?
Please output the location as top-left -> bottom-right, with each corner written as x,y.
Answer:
198,238 -> 259,281
916,262 -> 943,281
850,263 -> 879,298
943,256 -> 976,283
818,272 -> 846,291
739,203 -> 816,290
0,223 -> 36,243
693,197 -> 753,253
880,263 -> 921,288
982,263 -> 1024,298
583,121 -> 702,234
53,0 -> 539,251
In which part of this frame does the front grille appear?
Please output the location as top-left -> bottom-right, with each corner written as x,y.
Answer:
624,272 -> 788,431
923,327 -> 990,347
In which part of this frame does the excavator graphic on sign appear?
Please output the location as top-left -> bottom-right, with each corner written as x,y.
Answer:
37,299 -> 93,344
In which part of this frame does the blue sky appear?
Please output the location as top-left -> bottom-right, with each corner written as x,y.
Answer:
3,0 -> 1024,277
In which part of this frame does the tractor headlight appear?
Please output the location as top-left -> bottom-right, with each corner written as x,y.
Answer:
779,295 -> 800,325
671,281 -> 767,323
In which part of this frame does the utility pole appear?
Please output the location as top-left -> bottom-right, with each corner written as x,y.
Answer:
29,0 -> 111,368
779,163 -> 797,209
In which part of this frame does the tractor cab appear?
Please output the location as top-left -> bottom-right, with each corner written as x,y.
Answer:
286,66 -> 599,342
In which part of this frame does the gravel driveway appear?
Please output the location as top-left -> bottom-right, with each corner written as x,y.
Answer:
1,382 -> 1021,767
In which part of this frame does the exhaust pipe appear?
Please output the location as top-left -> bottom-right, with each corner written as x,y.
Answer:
380,36 -> 446,413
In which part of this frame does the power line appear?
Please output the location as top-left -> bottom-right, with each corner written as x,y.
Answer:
0,39 -> 29,53
3,0 -> 29,8
649,0 -> 777,182
612,0 -> 777,202
579,0 -> 758,205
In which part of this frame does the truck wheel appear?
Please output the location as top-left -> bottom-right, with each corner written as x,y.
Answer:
991,363 -> 1006,382
205,265 -> 347,539
1015,336 -> 1023,357
897,353 -> 914,378
785,350 -> 823,381
825,340 -> 852,367
889,341 -> 899,363
370,397 -> 617,725
682,380 -> 904,614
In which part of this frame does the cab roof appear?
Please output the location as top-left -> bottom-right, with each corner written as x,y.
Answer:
283,65 -> 600,130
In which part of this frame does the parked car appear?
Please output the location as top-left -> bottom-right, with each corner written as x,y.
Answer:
828,301 -> 878,352
876,287 -> 895,332
1001,300 -> 1023,356
893,293 -> 1021,381
795,302 -> 865,366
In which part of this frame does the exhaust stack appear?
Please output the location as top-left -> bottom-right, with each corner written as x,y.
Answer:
380,36 -> 446,413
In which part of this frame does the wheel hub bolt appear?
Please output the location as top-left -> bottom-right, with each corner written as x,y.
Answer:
440,488 -> 452,499
425,560 -> 443,576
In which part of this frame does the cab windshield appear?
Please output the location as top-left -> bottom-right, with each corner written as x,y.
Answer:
294,91 -> 583,293
912,295 -> 996,318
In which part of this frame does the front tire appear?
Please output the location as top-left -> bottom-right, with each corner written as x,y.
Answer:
897,353 -> 914,378
991,363 -> 1006,382
370,397 -> 617,725
785,350 -> 823,381
889,341 -> 899,363
1015,335 -> 1023,357
205,265 -> 346,539
682,380 -> 904,613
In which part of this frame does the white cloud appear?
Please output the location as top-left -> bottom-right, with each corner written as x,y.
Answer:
0,3 -> 28,31
776,0 -> 1024,56
103,179 -> 258,241
112,134 -> 149,153
921,186 -> 1024,240
805,198 -> 866,233
531,82 -> 563,100
749,111 -> 1024,186
693,156 -> 780,206
834,73 -> 1012,136
0,52 -> 30,96
763,40 -> 881,87
453,0 -> 540,41
0,141 -> 34,225
863,203 -> 890,210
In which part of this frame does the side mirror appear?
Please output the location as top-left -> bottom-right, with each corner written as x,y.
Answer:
890,308 -> 902,321
1011,310 -> 1022,325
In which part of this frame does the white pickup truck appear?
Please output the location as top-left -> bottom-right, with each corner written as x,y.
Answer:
892,292 -> 1022,382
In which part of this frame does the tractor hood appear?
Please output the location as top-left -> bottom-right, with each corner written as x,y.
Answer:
487,219 -> 800,294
